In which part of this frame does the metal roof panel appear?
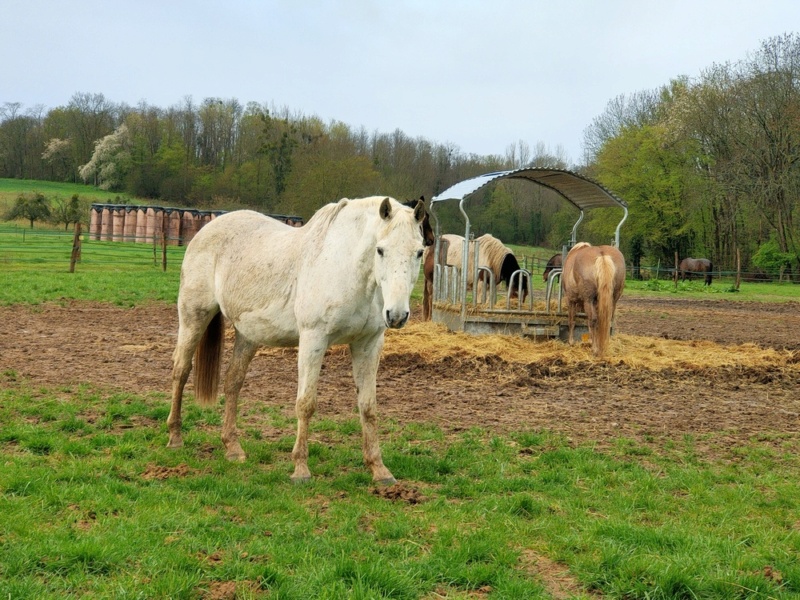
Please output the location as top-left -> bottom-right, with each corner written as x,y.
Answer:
431,167 -> 627,212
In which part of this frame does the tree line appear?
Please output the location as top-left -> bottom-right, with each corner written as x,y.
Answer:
0,91 -> 575,249
2,33 -> 799,278
585,33 -> 800,280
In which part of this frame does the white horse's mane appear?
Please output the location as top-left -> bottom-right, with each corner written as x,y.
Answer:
301,196 -> 413,258
301,198 -> 350,256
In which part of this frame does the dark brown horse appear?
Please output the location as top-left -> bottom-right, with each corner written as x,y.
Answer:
678,257 -> 713,286
562,242 -> 626,358
403,197 -> 434,248
422,237 -> 451,321
542,253 -> 563,282
402,197 -> 436,321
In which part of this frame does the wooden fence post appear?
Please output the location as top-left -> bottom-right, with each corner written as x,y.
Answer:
735,249 -> 741,290
674,251 -> 679,288
161,212 -> 168,272
69,222 -> 82,273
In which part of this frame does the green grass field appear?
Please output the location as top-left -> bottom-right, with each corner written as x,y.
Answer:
2,383 -> 799,599
2,179 -> 800,598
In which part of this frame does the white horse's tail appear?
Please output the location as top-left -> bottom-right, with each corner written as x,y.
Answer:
194,311 -> 224,406
594,255 -> 617,358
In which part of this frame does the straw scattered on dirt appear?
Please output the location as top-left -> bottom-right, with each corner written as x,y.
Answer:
1,296 -> 799,457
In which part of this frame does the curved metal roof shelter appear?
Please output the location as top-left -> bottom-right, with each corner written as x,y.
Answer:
431,167 -> 627,212
430,167 -> 628,247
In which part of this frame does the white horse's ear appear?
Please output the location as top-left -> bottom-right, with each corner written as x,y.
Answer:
379,197 -> 392,220
413,199 -> 425,223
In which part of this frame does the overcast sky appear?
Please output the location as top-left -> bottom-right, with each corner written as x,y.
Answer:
2,0 -> 798,165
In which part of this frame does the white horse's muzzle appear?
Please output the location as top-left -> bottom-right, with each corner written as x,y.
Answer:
384,309 -> 409,329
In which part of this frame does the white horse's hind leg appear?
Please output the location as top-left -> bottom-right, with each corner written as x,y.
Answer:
167,313 -> 211,448
220,332 -> 258,462
350,333 -> 396,485
291,332 -> 327,483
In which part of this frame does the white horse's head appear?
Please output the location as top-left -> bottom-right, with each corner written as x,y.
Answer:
374,198 -> 425,329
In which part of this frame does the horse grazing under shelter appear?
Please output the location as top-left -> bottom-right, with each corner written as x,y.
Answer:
542,252 -> 563,282
561,242 -> 626,358
444,234 -> 528,296
679,257 -> 713,286
167,197 -> 426,484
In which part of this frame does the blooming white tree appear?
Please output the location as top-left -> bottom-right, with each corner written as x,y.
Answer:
79,124 -> 131,190
42,137 -> 73,181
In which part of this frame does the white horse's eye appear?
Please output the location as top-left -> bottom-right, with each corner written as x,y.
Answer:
416,249 -> 424,259
377,247 -> 385,257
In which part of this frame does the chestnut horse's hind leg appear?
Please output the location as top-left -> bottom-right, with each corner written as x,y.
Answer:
350,332 -> 395,485
585,301 -> 599,356
291,331 -> 328,483
220,332 -> 258,462
566,299 -> 577,345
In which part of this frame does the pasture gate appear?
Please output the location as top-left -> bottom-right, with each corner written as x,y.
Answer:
429,168 -> 628,341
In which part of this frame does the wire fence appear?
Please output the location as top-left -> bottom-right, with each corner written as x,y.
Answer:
1,225 -> 793,284
518,253 -> 791,285
0,224 -> 186,272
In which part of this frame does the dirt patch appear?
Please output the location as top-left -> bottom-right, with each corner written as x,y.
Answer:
615,296 -> 800,350
141,463 -> 194,480
1,297 -> 799,458
372,482 -> 428,504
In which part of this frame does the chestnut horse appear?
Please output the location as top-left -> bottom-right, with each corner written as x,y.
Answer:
562,242 -> 626,358
167,197 -> 426,484
679,257 -> 713,286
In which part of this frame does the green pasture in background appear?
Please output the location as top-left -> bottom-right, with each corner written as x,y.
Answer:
2,177 -> 799,305
0,178 -> 134,209
2,225 -> 798,306
0,225 -> 183,306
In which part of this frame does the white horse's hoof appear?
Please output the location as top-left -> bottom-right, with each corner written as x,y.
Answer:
291,475 -> 312,485
375,476 -> 397,486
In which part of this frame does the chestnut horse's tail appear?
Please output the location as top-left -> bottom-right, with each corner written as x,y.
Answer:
194,311 -> 224,406
594,254 -> 617,357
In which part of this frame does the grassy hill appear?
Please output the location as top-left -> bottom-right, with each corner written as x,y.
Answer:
0,178 -> 136,214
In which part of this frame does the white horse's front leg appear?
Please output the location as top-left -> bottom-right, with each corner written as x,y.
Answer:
350,332 -> 396,485
291,332 -> 327,483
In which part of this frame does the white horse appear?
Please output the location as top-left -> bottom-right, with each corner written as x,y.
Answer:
167,196 -> 426,484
